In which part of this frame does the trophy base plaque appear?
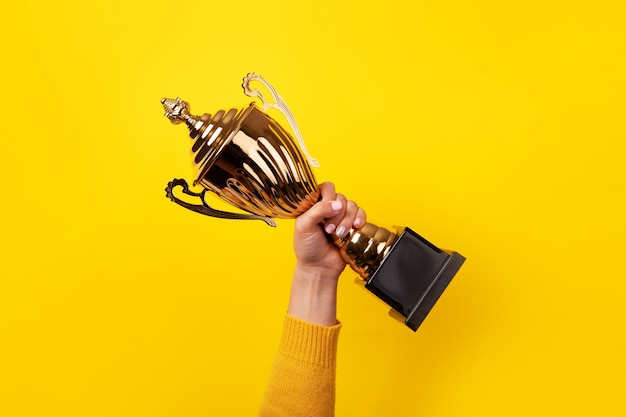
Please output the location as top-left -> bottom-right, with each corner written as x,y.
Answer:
363,228 -> 465,331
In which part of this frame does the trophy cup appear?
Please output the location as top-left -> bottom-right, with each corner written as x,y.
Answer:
161,73 -> 465,331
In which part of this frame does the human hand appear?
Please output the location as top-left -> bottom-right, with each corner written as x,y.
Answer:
288,182 -> 366,325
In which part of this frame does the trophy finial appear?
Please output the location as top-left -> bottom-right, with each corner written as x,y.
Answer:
161,97 -> 191,125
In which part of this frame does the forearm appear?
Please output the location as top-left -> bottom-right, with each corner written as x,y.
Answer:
259,183 -> 357,416
287,263 -> 341,327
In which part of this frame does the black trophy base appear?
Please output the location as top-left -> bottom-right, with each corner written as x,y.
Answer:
364,227 -> 465,331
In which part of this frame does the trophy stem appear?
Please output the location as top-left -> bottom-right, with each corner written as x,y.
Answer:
333,222 -> 399,279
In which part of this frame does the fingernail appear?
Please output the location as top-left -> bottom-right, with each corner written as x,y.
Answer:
331,200 -> 342,211
354,217 -> 364,227
325,223 -> 336,234
336,225 -> 346,238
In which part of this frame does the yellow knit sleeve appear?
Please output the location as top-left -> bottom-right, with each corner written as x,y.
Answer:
258,314 -> 342,417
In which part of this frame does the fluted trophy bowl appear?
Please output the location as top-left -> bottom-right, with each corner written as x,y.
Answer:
162,73 -> 465,331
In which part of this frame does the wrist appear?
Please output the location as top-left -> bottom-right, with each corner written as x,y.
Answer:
287,264 -> 340,326
293,261 -> 344,284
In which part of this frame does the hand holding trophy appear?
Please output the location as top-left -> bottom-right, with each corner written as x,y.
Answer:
161,73 -> 465,331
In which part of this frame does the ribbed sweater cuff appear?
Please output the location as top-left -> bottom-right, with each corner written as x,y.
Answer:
279,314 -> 342,369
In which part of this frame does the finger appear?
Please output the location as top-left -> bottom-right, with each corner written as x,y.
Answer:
318,182 -> 336,202
354,207 -> 366,229
324,193 -> 347,235
334,200 -> 359,238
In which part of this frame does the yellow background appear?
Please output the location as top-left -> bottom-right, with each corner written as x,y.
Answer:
1,0 -> 625,416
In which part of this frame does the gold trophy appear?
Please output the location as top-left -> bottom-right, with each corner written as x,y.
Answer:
161,73 -> 465,331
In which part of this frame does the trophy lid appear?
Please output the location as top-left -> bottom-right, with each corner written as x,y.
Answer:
161,97 -> 252,187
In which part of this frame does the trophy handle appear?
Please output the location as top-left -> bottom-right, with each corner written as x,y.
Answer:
164,178 -> 277,227
242,72 -> 320,168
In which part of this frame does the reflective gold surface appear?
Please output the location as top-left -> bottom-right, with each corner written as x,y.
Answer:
162,99 -> 319,219
333,223 -> 400,279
